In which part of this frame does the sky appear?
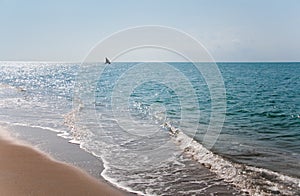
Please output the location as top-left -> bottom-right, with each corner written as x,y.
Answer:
0,0 -> 299,62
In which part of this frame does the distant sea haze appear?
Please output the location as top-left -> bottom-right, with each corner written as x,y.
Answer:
0,62 -> 299,195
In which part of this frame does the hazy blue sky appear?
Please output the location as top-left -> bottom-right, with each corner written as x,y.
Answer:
0,0 -> 299,62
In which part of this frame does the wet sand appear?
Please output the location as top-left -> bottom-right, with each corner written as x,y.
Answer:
0,127 -> 125,196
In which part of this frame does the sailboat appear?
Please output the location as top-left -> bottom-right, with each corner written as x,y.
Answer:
105,57 -> 111,64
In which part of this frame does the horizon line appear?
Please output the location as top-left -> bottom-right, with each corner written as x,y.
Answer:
1,60 -> 300,63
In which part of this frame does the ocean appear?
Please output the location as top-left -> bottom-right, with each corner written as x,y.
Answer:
0,62 -> 299,195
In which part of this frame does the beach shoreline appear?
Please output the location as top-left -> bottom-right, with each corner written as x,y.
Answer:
0,126 -> 134,196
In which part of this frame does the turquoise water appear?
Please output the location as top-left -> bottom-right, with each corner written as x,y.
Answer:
217,63 -> 300,177
0,62 -> 299,195
94,62 -> 300,177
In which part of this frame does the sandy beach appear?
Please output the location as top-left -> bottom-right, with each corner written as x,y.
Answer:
0,127 -> 124,196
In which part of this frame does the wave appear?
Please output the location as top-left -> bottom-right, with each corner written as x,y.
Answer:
62,99 -> 300,195
63,104 -> 300,195
63,99 -> 85,140
163,122 -> 300,195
